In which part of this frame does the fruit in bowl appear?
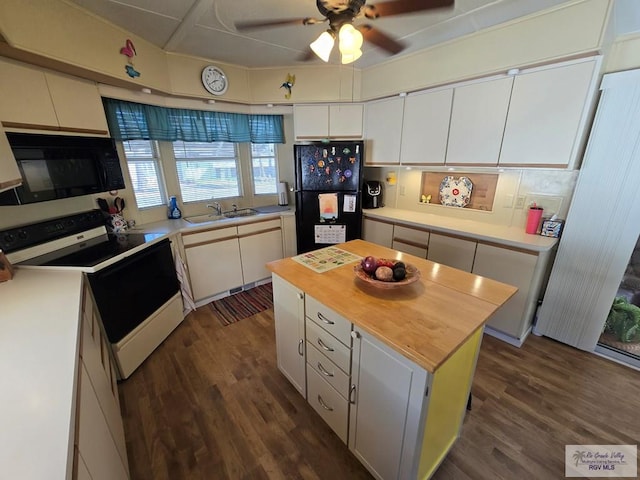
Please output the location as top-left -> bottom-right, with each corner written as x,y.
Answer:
358,256 -> 412,283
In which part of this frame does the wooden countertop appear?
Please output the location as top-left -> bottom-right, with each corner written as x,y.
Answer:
267,239 -> 518,373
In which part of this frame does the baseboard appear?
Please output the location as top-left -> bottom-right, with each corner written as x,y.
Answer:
483,325 -> 531,348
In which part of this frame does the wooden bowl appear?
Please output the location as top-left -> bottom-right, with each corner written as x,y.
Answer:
354,261 -> 420,289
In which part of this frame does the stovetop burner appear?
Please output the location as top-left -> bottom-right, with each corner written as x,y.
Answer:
19,232 -> 165,268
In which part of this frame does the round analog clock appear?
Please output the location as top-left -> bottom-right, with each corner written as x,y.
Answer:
201,65 -> 228,96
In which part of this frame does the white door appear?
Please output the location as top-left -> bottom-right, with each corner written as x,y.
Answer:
427,232 -> 477,272
272,274 -> 306,397
239,228 -> 283,284
349,329 -> 428,480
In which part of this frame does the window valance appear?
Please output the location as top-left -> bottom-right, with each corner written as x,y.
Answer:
103,98 -> 284,144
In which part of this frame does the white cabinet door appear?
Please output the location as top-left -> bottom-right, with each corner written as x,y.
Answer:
329,103 -> 363,138
294,104 -> 329,139
272,274 -> 307,397
446,77 -> 513,165
281,215 -> 297,258
427,232 -> 477,272
362,217 -> 393,248
0,125 -> 21,192
0,58 -> 58,126
391,224 -> 430,258
499,59 -> 598,168
77,364 -> 130,480
184,237 -> 243,301
472,243 -> 538,339
239,221 -> 283,284
400,88 -> 453,165
364,96 -> 404,165
45,71 -> 109,133
349,328 -> 429,480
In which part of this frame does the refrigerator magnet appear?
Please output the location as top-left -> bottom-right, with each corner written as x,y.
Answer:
344,194 -> 357,213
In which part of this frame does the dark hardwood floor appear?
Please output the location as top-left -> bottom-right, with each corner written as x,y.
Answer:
119,305 -> 640,480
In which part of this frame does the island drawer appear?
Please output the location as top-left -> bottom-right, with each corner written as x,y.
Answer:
305,295 -> 352,347
306,319 -> 351,374
306,365 -> 349,444
306,343 -> 350,398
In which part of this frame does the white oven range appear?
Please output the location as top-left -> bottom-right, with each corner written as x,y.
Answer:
0,210 -> 184,378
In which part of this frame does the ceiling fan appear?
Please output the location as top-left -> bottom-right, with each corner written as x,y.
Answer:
235,0 -> 455,64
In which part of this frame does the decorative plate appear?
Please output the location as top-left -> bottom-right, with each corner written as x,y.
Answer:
439,176 -> 473,207
354,261 -> 420,289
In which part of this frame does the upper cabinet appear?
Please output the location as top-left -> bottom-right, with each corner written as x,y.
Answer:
445,76 -> 513,166
0,124 -> 21,193
364,96 -> 404,165
0,58 -> 109,135
400,88 -> 452,166
293,103 -> 363,140
499,58 -> 599,168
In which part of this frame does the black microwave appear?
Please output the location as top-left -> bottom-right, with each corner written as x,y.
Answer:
0,132 -> 125,205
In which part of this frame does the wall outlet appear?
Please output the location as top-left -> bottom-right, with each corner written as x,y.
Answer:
515,196 -> 525,209
399,185 -> 406,196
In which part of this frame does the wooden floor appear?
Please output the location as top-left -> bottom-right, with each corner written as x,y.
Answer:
119,305 -> 640,480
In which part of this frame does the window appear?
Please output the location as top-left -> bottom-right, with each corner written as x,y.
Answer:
122,140 -> 165,208
173,141 -> 240,202
251,143 -> 278,195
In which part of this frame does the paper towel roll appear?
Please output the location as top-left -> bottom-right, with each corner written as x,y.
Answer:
277,181 -> 288,206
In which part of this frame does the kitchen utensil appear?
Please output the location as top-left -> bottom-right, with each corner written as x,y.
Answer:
97,198 -> 110,213
114,197 -> 125,213
354,261 -> 420,289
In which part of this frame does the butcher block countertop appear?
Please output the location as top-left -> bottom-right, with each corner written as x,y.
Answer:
267,239 -> 518,373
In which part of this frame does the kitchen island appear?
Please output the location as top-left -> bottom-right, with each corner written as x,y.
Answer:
267,239 -> 517,480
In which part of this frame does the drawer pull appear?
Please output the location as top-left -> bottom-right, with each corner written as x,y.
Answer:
317,362 -> 334,377
349,384 -> 356,404
317,338 -> 334,352
298,339 -> 304,356
317,395 -> 334,412
317,312 -> 334,325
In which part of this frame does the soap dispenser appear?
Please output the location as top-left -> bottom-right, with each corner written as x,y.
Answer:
168,196 -> 182,219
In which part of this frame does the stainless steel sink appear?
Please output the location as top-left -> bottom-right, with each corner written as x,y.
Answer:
223,208 -> 259,218
184,213 -> 225,224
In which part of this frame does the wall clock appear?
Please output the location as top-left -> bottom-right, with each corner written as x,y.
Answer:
201,65 -> 228,96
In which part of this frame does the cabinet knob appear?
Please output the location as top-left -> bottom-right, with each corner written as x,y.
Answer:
298,339 -> 304,356
350,330 -> 360,339
297,292 -> 303,300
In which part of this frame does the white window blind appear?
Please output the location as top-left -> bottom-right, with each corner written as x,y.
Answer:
122,140 -> 165,208
173,141 -> 241,202
251,143 -> 278,195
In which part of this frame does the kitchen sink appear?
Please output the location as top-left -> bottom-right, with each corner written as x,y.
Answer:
184,213 -> 225,224
223,208 -> 259,218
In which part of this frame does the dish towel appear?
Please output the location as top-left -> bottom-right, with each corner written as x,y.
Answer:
175,253 -> 196,317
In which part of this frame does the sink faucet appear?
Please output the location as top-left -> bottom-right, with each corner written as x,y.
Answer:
206,202 -> 222,215
232,203 -> 238,212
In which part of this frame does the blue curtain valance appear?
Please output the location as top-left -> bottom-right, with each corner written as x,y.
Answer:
103,98 -> 284,144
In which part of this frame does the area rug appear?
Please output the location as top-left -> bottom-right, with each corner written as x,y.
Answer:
208,283 -> 273,326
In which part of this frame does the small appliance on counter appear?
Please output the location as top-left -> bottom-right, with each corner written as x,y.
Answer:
363,180 -> 383,209
277,181 -> 289,206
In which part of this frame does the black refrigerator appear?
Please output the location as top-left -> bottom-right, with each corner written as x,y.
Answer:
294,141 -> 364,254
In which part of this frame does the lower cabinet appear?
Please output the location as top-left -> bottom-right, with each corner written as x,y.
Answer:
183,217 -> 284,304
392,224 -> 429,258
471,242 -> 541,339
362,217 -> 393,248
349,327 -> 429,480
77,280 -> 129,480
273,274 -> 306,397
427,232 -> 477,272
272,274 -> 485,480
238,218 -> 283,285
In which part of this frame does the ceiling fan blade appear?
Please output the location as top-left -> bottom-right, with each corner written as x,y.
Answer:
235,17 -> 322,31
357,25 -> 404,54
364,0 -> 454,19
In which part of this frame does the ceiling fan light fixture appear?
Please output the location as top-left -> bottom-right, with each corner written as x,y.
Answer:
310,30 -> 335,62
338,23 -> 363,52
340,48 -> 362,64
